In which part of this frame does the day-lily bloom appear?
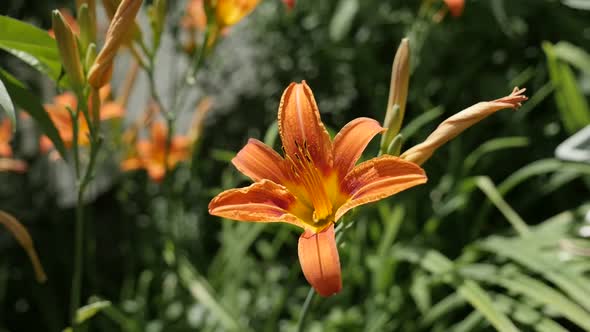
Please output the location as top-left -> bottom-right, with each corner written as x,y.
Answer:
401,87 -> 528,165
41,85 -> 124,153
209,81 -> 427,296
215,0 -> 261,28
0,118 -> 27,173
444,0 -> 464,17
121,122 -> 191,182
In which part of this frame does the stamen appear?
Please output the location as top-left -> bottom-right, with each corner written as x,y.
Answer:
286,140 -> 333,223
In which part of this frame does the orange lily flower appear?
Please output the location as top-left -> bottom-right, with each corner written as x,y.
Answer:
121,122 -> 191,182
215,0 -> 261,28
209,81 -> 427,296
0,118 -> 28,173
40,85 -> 124,153
444,0 -> 464,17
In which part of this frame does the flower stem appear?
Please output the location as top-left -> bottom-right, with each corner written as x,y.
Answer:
296,287 -> 316,332
70,187 -> 85,330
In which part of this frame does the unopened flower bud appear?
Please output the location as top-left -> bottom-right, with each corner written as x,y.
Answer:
88,0 -> 142,88
381,38 -> 410,153
52,10 -> 85,89
77,3 -> 97,54
400,87 -> 528,165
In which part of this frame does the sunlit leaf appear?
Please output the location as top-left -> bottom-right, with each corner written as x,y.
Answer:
0,15 -> 62,80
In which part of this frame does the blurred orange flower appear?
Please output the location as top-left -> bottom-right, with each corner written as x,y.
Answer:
0,118 -> 13,157
0,118 -> 27,173
209,81 -> 427,296
41,85 -> 124,153
182,0 -> 207,31
216,0 -> 261,28
444,0 -> 464,17
121,122 -> 191,182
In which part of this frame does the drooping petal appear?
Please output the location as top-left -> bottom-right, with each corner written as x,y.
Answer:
400,87 -> 527,165
298,224 -> 342,297
209,180 -> 308,228
278,81 -> 333,173
335,156 -> 427,221
232,138 -> 287,183
333,117 -> 384,177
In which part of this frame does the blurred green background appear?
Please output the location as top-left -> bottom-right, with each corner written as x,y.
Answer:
1,0 -> 590,331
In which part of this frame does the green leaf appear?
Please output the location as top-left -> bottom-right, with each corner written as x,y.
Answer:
418,251 -> 520,332
497,272 -> 590,330
76,300 -> 111,324
0,77 -> 15,127
329,0 -> 359,42
543,41 -> 590,134
0,69 -> 67,159
463,137 -> 529,173
401,106 -> 444,140
177,256 -> 243,331
474,176 -> 530,237
457,280 -> 520,332
553,41 -> 590,75
0,15 -> 62,81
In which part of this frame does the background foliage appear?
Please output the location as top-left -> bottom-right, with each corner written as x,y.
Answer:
1,0 -> 590,331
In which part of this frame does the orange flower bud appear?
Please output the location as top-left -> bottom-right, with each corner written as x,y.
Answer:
401,88 -> 527,165
88,0 -> 143,88
381,38 -> 410,153
52,10 -> 85,89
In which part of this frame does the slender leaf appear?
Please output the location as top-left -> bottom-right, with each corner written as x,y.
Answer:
474,176 -> 530,236
543,41 -> 590,133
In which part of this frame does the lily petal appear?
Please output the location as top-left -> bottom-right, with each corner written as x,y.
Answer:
333,117 -> 384,176
232,138 -> 287,183
335,156 -> 427,221
298,224 -> 342,297
209,179 -> 307,228
278,81 -> 332,173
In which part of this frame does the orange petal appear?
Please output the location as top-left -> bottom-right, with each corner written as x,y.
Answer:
335,156 -> 427,221
146,163 -> 166,182
0,143 -> 12,158
444,0 -> 465,17
100,102 -> 125,120
278,81 -> 332,173
333,117 -> 384,177
298,224 -> 342,297
232,138 -> 287,183
121,157 -> 143,171
209,179 -> 306,228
